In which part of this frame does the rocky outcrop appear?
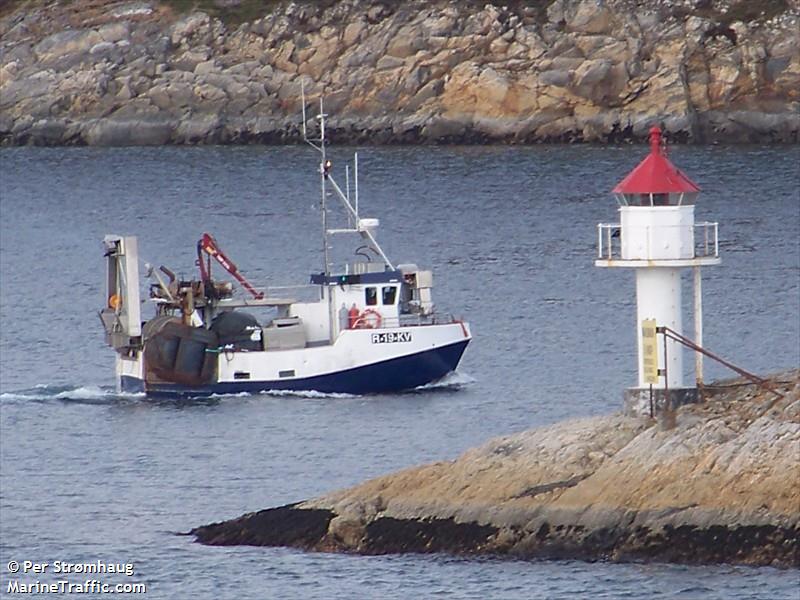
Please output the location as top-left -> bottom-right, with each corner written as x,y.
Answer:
1,0 -> 799,146
192,371 -> 800,567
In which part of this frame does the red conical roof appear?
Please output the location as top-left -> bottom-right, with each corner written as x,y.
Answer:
613,127 -> 700,194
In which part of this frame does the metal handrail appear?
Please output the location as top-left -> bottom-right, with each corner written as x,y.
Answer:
660,326 -> 782,400
398,312 -> 459,327
341,312 -> 458,330
694,221 -> 719,258
597,223 -> 619,259
229,283 -> 317,301
596,222 -> 719,260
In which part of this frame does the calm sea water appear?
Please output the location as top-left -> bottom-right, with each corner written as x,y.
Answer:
1,143 -> 798,599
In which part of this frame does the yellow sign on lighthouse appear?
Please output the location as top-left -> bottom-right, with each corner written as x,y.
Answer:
641,319 -> 659,384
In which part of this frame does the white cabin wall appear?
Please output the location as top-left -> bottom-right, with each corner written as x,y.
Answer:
289,302 -> 330,343
332,284 -> 400,329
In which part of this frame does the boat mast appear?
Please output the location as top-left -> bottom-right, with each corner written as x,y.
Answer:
302,87 -> 336,342
318,98 -> 330,278
301,85 -> 396,273
303,88 -> 331,278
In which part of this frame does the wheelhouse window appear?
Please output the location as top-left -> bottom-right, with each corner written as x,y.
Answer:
365,287 -> 377,306
382,286 -> 397,305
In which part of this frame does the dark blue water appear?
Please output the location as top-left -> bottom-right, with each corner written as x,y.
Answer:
1,144 -> 798,598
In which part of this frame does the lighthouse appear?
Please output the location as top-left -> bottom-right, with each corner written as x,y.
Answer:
596,126 -> 720,415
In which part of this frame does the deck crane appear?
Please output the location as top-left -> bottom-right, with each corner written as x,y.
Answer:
197,232 -> 264,300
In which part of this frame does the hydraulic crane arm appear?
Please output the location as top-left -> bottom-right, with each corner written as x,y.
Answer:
197,232 -> 264,299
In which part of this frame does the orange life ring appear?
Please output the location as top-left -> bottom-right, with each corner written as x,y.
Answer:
108,294 -> 121,310
353,308 -> 382,329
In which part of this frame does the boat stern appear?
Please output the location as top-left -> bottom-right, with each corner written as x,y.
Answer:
117,352 -> 145,394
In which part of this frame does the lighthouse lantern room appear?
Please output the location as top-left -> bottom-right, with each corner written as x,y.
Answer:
596,126 -> 721,415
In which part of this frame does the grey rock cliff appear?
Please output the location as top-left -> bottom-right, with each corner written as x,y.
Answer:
1,0 -> 798,146
192,372 -> 800,566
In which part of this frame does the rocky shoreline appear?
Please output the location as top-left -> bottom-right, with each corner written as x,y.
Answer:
1,0 -> 799,146
191,372 -> 800,567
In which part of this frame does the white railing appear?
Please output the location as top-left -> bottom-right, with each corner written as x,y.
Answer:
597,223 -> 620,260
694,221 -> 719,258
596,222 -> 719,260
339,312 -> 458,331
400,312 -> 459,327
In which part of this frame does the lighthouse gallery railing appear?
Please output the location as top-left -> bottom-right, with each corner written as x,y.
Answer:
596,222 -> 719,260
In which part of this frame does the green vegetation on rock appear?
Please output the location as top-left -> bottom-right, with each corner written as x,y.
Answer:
160,0 -> 283,25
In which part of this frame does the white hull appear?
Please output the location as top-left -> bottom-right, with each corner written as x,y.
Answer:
118,322 -> 470,396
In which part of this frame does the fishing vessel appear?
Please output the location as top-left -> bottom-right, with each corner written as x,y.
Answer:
99,102 -> 471,397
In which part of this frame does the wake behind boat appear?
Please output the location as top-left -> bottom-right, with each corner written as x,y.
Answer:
99,101 -> 471,398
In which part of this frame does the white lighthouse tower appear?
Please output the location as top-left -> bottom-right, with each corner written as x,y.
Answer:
596,126 -> 721,415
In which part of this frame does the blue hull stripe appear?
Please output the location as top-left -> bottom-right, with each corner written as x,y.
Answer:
121,340 -> 469,398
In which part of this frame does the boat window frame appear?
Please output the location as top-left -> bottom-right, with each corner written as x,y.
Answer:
382,286 -> 397,306
365,286 -> 378,306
